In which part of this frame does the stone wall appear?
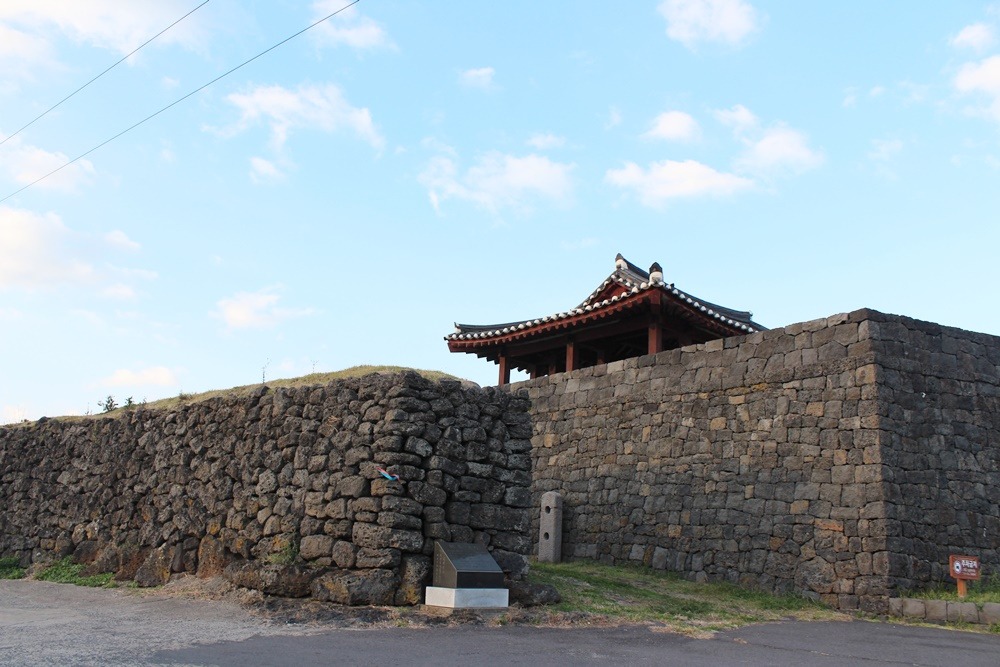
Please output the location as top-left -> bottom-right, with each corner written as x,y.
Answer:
0,372 -> 533,604
873,315 -> 1000,593
518,309 -> 1000,612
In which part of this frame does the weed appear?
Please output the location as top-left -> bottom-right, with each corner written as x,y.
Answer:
98,395 -> 118,413
908,575 -> 1000,604
0,556 -> 25,579
267,537 -> 300,565
35,557 -> 114,588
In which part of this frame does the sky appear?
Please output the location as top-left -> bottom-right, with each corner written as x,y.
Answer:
2,0 -> 1000,422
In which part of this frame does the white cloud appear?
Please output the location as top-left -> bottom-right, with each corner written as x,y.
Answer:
658,0 -> 760,49
951,23 -> 996,52
734,125 -> 824,176
867,138 -> 904,180
0,0 -> 206,57
311,3 -> 393,50
71,308 -> 106,328
868,138 -> 903,162
215,288 -> 315,330
0,23 -> 55,75
842,87 -> 858,108
526,133 -> 566,150
221,83 -> 384,153
104,230 -> 140,252
605,159 -> 752,207
713,104 -> 758,133
249,156 -> 285,184
101,283 -> 137,300
459,67 -> 496,90
101,366 -> 178,388
713,105 -> 823,176
643,110 -> 701,142
419,151 -> 575,214
0,135 -> 96,192
0,307 -> 23,320
954,55 -> 1000,121
606,106 -> 623,129
0,207 -> 93,288
0,207 -> 155,296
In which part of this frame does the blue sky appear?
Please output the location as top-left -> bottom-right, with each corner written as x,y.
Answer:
2,0 -> 1000,421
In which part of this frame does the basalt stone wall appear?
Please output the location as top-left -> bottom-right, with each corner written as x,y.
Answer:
0,372 -> 533,605
873,315 -> 1000,593
518,308 -> 1000,613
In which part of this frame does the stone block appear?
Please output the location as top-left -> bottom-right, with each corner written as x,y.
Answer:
888,597 -> 903,617
134,546 -> 172,588
312,569 -> 398,606
223,562 -> 317,598
924,599 -> 948,623
355,547 -> 401,569
298,535 -> 334,561
946,601 -> 980,624
979,603 -> 1000,625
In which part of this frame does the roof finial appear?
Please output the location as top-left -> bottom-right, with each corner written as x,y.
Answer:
615,253 -> 627,271
649,262 -> 663,283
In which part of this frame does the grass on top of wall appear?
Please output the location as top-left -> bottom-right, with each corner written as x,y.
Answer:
528,560 -> 844,634
18,366 -> 464,425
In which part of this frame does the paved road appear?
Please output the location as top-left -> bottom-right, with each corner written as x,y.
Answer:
3,580 -> 999,666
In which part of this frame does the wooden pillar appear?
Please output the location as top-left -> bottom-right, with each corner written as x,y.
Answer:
498,354 -> 511,385
648,320 -> 663,355
647,290 -> 664,355
565,338 -> 578,373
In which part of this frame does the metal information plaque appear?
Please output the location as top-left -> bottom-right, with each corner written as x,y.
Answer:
432,541 -> 505,589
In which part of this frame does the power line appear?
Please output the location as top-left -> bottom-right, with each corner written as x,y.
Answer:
0,0 -> 212,148
0,0 -> 362,205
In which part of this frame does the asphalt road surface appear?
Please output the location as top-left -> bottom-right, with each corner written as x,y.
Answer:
2,580 -> 999,666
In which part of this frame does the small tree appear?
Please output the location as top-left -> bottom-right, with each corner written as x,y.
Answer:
124,396 -> 136,410
98,395 -> 118,413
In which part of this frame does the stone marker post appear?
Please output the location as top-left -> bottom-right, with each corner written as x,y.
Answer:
538,491 -> 563,563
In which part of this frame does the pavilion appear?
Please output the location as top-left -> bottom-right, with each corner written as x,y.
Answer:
446,254 -> 765,385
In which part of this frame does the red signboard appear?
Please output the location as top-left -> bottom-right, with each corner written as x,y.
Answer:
949,555 -> 981,581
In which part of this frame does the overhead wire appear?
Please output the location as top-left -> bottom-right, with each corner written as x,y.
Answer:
0,0 -> 213,148
0,0 -> 362,205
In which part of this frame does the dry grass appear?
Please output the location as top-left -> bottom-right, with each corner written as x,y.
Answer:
31,365 -> 463,424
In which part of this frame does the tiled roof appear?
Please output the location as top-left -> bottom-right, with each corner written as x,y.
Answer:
446,254 -> 764,342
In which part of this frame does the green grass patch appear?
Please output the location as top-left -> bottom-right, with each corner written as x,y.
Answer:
528,560 -> 840,633
907,576 -> 1000,604
35,557 -> 113,588
0,557 -> 25,579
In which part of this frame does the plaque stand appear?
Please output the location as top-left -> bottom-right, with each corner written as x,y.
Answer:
424,541 -> 509,609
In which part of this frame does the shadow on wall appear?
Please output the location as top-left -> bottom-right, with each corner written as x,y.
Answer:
0,372 -> 535,605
